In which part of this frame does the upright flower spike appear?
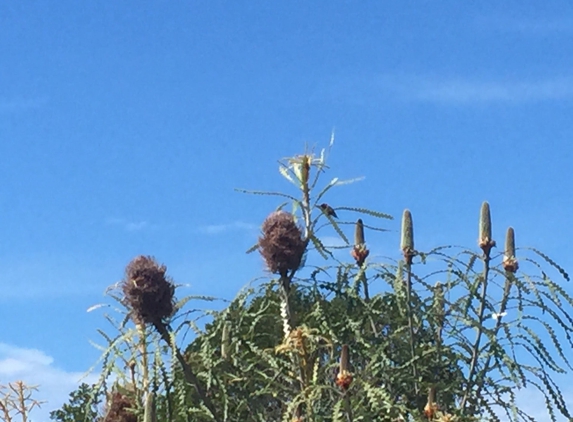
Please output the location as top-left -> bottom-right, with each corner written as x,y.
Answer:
221,321 -> 231,360
479,201 -> 496,256
122,256 -> 175,326
401,209 -> 416,265
335,344 -> 353,391
258,211 -> 306,279
424,386 -> 438,420
503,227 -> 519,273
351,219 -> 369,267
433,281 -> 445,343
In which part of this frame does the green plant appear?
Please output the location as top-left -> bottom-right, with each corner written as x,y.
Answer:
49,383 -> 102,422
82,139 -> 572,422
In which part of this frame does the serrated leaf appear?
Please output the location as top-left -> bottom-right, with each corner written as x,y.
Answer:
336,206 -> 393,219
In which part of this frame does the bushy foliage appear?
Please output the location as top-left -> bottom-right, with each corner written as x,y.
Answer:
49,383 -> 102,422
51,140 -> 572,422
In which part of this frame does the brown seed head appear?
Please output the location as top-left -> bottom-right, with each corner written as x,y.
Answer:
259,211 -> 306,277
122,256 -> 175,326
103,392 -> 137,422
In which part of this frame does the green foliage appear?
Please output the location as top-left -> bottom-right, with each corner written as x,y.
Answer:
49,383 -> 101,422
46,139 -> 573,422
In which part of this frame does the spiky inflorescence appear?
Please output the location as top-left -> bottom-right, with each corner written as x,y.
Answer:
103,392 -> 137,422
122,255 -> 175,326
335,344 -> 353,391
258,211 -> 306,277
351,219 -> 370,267
479,201 -> 496,256
503,227 -> 519,273
400,209 -> 416,264
423,387 -> 439,420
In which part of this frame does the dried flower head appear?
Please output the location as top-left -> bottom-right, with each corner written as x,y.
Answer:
122,256 -> 175,326
351,219 -> 370,267
103,392 -> 137,422
259,211 -> 306,277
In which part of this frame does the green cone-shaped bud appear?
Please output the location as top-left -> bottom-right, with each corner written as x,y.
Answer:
479,202 -> 492,244
401,210 -> 416,264
505,227 -> 516,258
503,227 -> 519,273
354,219 -> 365,246
479,202 -> 496,256
400,209 -> 414,252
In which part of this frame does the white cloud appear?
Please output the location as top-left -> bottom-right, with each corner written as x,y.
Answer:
0,254 -> 108,300
199,221 -> 258,235
409,77 -> 573,104
105,218 -> 150,232
475,16 -> 573,35
0,343 -> 98,422
318,74 -> 573,106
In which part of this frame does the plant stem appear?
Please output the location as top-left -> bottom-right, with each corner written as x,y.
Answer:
472,273 -> 513,401
461,253 -> 491,413
405,262 -> 419,396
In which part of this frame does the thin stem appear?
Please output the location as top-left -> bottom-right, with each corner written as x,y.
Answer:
343,393 -> 354,422
358,267 -> 378,338
472,273 -> 513,400
405,262 -> 419,396
137,324 -> 150,401
461,253 -> 492,413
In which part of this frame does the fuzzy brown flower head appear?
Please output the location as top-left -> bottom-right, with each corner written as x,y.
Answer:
259,211 -> 306,277
103,392 -> 137,422
122,255 -> 175,325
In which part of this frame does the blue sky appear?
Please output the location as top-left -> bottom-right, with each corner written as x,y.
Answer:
1,1 -> 573,419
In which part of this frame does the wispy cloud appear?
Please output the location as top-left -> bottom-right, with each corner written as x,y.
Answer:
475,16 -> 573,35
199,221 -> 258,235
318,74 -> 573,105
408,77 -> 573,104
0,343 -> 98,421
0,253 -> 111,301
0,97 -> 48,113
105,217 -> 150,232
